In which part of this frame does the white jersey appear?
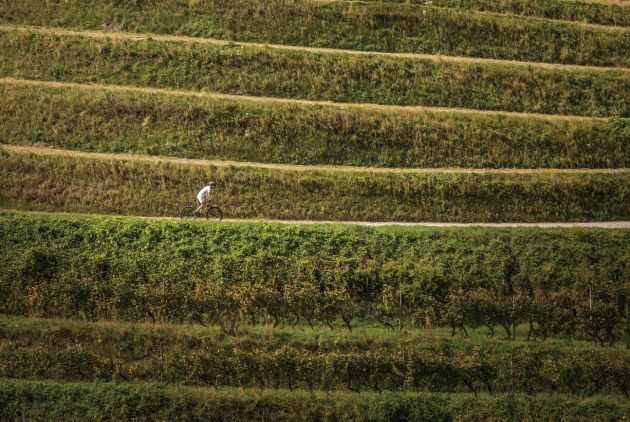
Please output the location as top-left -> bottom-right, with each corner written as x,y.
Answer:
197,185 -> 212,203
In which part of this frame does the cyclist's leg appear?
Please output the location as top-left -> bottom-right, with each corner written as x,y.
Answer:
194,198 -> 204,214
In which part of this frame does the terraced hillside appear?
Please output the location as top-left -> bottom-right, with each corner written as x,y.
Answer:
0,0 -> 628,420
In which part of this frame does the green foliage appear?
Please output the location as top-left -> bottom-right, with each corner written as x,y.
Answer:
1,31 -> 629,117
1,316 -> 628,395
2,1 -> 629,416
2,150 -> 629,222
353,0 -> 630,27
1,212 -> 628,343
1,0 -> 629,66
1,84 -> 629,168
0,379 -> 628,421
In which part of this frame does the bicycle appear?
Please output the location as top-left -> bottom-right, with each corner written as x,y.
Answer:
179,202 -> 223,221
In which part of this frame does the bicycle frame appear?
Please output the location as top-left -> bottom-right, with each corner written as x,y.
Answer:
198,202 -> 217,213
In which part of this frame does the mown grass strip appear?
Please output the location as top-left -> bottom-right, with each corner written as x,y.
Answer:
1,0 -> 629,67
1,379 -> 628,421
5,209 -> 629,228
1,316 -> 618,351
338,0 -> 630,27
2,80 -> 629,169
1,317 -> 627,395
4,145 -> 630,175
1,30 -> 628,117
1,146 -> 629,222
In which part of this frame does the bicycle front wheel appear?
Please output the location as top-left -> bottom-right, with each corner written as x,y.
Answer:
205,206 -> 223,221
179,205 -> 197,219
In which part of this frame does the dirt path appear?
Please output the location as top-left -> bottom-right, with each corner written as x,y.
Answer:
3,144 -> 628,175
323,0 -> 629,30
1,24 -> 627,73
335,0 -> 630,7
2,209 -> 628,228
578,0 -> 629,5
0,77 -> 608,122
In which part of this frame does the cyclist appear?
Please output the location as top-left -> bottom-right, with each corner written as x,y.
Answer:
194,181 -> 216,216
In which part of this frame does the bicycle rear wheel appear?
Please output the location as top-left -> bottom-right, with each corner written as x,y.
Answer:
205,206 -> 223,221
179,205 -> 197,219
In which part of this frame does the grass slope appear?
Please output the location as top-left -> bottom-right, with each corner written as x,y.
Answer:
1,0 -> 629,66
346,0 -> 630,27
1,82 -> 629,169
1,148 -> 629,222
1,30 -> 628,117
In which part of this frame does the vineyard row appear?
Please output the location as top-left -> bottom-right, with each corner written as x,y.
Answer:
2,378 -> 628,421
2,317 -> 629,395
2,213 -> 628,344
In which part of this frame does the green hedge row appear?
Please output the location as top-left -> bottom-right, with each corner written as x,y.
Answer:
2,149 -> 629,222
2,83 -> 629,169
1,213 -> 628,343
1,0 -> 629,66
354,0 -> 630,27
1,31 -> 629,117
1,379 -> 628,421
2,317 -> 628,395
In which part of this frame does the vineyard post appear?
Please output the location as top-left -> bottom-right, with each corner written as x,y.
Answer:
510,352 -> 515,394
589,285 -> 593,336
160,341 -> 164,384
398,289 -> 403,332
162,279 -> 166,322
512,296 -> 516,340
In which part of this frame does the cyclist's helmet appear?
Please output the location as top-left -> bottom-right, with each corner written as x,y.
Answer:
208,181 -> 216,186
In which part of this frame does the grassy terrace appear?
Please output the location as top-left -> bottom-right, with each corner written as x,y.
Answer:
1,0 -> 629,66
343,0 -> 630,27
2,379 -> 628,421
2,81 -> 629,169
1,147 -> 629,222
1,30 -> 628,117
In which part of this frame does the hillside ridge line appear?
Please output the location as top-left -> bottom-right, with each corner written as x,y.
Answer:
3,144 -> 629,175
2,209 -> 629,229
0,77 -> 609,122
1,24 -> 628,73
